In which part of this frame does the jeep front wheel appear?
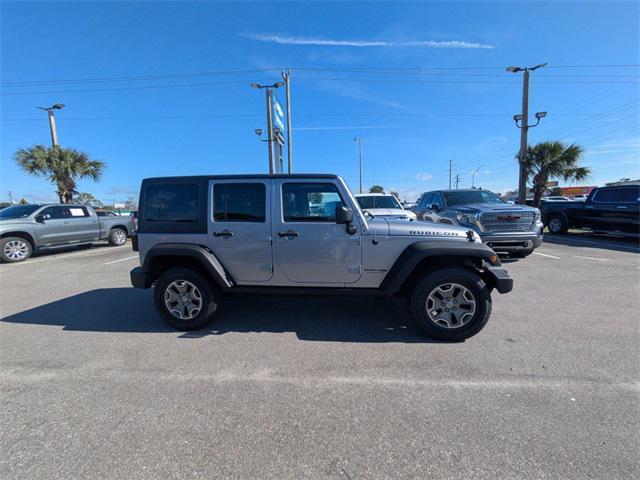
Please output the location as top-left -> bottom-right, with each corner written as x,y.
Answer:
154,268 -> 220,330
409,268 -> 491,341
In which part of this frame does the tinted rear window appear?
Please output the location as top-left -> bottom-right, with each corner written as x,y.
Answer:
594,187 -> 639,203
144,184 -> 199,222
214,183 -> 265,222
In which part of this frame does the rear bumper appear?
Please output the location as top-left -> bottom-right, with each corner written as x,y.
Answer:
130,266 -> 150,289
484,265 -> 513,294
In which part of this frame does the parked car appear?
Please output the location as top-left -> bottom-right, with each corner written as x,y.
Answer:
0,204 -> 134,262
411,189 -> 543,258
129,174 -> 513,341
541,185 -> 640,236
572,194 -> 589,201
354,193 -> 417,220
129,210 -> 138,231
542,196 -> 572,202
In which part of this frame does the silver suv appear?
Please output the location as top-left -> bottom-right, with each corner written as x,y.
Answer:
412,189 -> 543,258
130,175 -> 513,341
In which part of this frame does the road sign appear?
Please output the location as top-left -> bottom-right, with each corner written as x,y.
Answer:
114,203 -> 126,209
272,93 -> 286,133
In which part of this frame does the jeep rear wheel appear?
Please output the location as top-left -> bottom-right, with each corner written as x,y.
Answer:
154,268 -> 220,330
409,268 -> 491,341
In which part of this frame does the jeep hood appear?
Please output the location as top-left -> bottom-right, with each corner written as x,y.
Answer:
366,217 -> 480,241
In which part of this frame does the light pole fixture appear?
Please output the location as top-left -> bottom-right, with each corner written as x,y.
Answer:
471,163 -> 485,188
36,103 -> 65,146
506,63 -> 547,205
251,82 -> 284,173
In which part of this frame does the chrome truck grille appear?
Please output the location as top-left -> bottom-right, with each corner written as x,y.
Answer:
479,211 -> 535,232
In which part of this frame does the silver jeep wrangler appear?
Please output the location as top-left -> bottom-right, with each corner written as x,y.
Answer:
130,174 -> 512,341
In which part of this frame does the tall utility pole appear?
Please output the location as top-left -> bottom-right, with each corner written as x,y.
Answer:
36,103 -> 65,146
281,69 -> 293,174
471,163 -> 485,188
455,174 -> 460,189
448,159 -> 453,189
251,82 -> 284,174
506,64 -> 547,204
354,137 -> 364,193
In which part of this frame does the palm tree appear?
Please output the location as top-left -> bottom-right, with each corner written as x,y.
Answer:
525,141 -> 591,207
14,145 -> 105,204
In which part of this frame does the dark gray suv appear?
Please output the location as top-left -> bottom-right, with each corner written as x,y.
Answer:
412,189 -> 543,258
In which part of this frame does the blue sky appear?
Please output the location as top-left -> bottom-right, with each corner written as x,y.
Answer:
1,0 -> 638,204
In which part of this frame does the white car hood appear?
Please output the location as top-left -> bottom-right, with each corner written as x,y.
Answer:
365,208 -> 413,217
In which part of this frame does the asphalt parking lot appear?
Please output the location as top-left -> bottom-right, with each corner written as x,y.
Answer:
1,234 -> 639,480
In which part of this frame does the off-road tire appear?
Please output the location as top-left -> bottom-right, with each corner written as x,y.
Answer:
108,228 -> 128,246
547,214 -> 568,234
409,268 -> 492,341
0,236 -> 33,263
154,267 -> 220,330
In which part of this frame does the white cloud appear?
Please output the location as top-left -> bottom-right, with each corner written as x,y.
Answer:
416,173 -> 433,181
242,33 -> 495,49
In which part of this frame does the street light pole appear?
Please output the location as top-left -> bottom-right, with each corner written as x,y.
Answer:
506,63 -> 546,204
36,103 -> 65,146
471,164 -> 485,188
251,82 -> 284,174
354,137 -> 363,193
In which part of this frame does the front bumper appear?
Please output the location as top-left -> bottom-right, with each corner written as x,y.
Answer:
484,265 -> 513,294
480,224 -> 543,253
130,266 -> 150,289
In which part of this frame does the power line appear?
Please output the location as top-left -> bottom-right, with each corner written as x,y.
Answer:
3,63 -> 638,87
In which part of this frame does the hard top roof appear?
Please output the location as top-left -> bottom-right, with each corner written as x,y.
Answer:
142,173 -> 340,182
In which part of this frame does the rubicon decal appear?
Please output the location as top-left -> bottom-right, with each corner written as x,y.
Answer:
409,230 -> 462,236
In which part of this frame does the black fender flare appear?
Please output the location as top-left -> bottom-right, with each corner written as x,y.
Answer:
141,243 -> 233,289
379,240 -> 500,294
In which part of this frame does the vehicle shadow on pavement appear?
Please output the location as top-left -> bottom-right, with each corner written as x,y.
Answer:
544,232 -> 640,253
1,288 -> 442,343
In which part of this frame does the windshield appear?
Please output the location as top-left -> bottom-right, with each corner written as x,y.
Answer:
0,205 -> 41,219
356,195 -> 402,210
443,191 -> 504,206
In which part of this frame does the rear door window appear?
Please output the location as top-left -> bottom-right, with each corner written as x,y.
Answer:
144,184 -> 199,222
592,188 -> 627,203
213,183 -> 266,222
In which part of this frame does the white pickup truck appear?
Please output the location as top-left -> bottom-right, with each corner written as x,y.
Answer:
0,204 -> 134,262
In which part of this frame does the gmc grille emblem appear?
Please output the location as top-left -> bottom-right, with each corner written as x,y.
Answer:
497,215 -> 521,221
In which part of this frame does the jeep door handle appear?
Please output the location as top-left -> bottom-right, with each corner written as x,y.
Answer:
278,230 -> 299,238
213,230 -> 233,238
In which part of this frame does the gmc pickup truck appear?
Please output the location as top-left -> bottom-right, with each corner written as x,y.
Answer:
0,204 -> 134,262
541,185 -> 639,236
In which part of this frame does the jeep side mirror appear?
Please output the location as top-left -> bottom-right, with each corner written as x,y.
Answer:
430,203 -> 440,212
335,205 -> 353,224
35,214 -> 45,223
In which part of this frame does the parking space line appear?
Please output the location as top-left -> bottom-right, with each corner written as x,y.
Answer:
3,246 -> 129,266
573,255 -> 608,262
533,252 -> 561,259
103,255 -> 138,265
